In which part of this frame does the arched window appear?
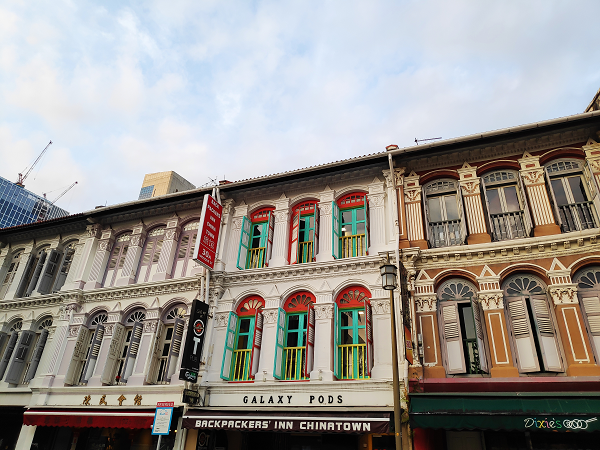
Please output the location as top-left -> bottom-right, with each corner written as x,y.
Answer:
103,232 -> 132,287
221,296 -> 264,381
545,159 -> 598,232
289,202 -> 319,264
74,312 -> 108,385
333,193 -> 368,259
151,305 -> 187,384
0,251 -> 23,299
137,226 -> 166,283
422,179 -> 466,248
482,170 -> 532,241
503,274 -> 563,373
237,208 -> 274,270
437,279 -> 487,375
574,266 -> 600,363
0,320 -> 22,380
334,287 -> 373,380
172,220 -> 200,278
273,292 -> 315,381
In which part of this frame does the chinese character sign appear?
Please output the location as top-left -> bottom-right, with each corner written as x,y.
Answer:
193,194 -> 223,270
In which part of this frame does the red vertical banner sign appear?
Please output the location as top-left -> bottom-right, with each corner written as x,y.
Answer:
193,194 -> 223,270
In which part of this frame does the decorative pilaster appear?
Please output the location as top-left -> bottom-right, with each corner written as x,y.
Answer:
403,172 -> 427,249
457,163 -> 491,244
384,167 -> 409,248
268,195 -> 290,267
584,139 -> 600,189
45,303 -> 81,387
72,224 -> 101,290
153,215 -> 180,281
518,153 -> 561,236
316,187 -> 335,262
116,222 -> 146,286
256,304 -> 278,381
85,228 -> 115,290
367,177 -> 387,255
310,303 -> 334,381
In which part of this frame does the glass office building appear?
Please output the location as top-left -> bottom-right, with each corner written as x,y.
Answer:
0,175 -> 69,229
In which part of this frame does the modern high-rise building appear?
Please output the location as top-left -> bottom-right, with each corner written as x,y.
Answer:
138,171 -> 195,200
0,175 -> 69,229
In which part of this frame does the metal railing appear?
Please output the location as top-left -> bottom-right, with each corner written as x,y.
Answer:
284,346 -> 307,380
298,241 -> 313,263
338,343 -> 369,380
340,234 -> 366,258
559,201 -> 596,232
490,211 -> 527,241
428,220 -> 461,248
246,247 -> 266,269
232,349 -> 252,381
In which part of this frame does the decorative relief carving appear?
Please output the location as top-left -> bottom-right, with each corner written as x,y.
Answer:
460,180 -> 480,195
143,320 -> 159,333
87,224 -> 102,239
520,169 -> 544,186
262,309 -> 278,324
165,230 -> 179,241
371,299 -> 390,315
232,219 -> 243,231
314,304 -> 334,319
404,189 -> 421,203
478,293 -> 504,310
99,240 -> 114,252
130,235 -> 142,247
415,296 -> 436,312
367,194 -> 385,208
104,324 -> 114,336
318,202 -> 332,215
549,286 -> 578,305
69,325 -> 81,337
214,312 -> 229,328
273,211 -> 288,223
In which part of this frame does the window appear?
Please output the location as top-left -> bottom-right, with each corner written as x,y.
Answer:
423,180 -> 466,248
237,208 -> 274,270
20,317 -> 53,385
139,185 -> 154,200
503,275 -> 563,373
76,312 -> 108,385
0,320 -> 22,380
437,279 -> 488,375
52,243 -> 76,292
545,159 -> 598,232
19,247 -> 49,298
4,317 -> 52,385
172,220 -> 200,278
154,306 -> 186,383
273,292 -> 315,380
482,171 -> 532,241
221,297 -> 264,381
289,202 -> 319,264
332,193 -> 368,259
334,287 -> 373,380
137,226 -> 166,282
102,232 -> 131,287
0,251 -> 22,299
573,267 -> 600,364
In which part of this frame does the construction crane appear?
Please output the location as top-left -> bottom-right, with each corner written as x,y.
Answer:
15,140 -> 52,187
48,181 -> 78,204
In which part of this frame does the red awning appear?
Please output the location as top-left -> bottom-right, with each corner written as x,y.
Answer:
23,409 -> 155,429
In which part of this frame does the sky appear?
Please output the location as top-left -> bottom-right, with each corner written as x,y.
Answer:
1,0 -> 599,214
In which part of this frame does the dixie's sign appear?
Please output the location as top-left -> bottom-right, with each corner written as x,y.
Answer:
193,194 -> 222,270
179,299 -> 210,383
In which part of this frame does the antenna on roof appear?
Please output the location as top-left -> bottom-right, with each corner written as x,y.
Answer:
415,137 -> 442,145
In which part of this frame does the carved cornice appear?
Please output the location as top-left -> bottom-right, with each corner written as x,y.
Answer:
415,296 -> 436,312
548,285 -> 578,305
478,292 -> 504,310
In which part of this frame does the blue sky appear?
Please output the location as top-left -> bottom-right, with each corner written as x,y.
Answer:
1,0 -> 599,213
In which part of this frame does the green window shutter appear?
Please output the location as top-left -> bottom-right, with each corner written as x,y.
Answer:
250,311 -> 263,378
332,202 -> 340,259
265,212 -> 275,267
365,300 -> 373,376
273,308 -> 286,379
304,305 -> 315,377
220,312 -> 238,380
363,198 -> 369,254
290,211 -> 300,264
333,302 -> 340,379
236,216 -> 251,270
312,209 -> 319,261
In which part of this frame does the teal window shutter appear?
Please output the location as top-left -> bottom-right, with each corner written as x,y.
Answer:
363,197 -> 369,254
220,312 -> 238,380
333,302 -> 340,379
332,202 -> 340,259
265,212 -> 275,267
312,209 -> 319,261
273,308 -> 286,379
236,216 -> 251,270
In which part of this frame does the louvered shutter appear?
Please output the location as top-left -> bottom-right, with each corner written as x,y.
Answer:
81,325 -> 105,383
580,295 -> 600,362
250,311 -> 263,378
64,327 -> 90,385
52,248 -> 74,292
456,190 -> 468,244
480,181 -> 494,239
332,202 -> 340,259
0,332 -> 7,357
333,303 -> 340,378
25,252 -> 47,296
313,208 -> 319,260
122,321 -> 144,381
517,173 -> 533,237
0,331 -> 19,379
530,296 -> 563,372
365,300 -> 374,376
421,189 -> 432,247
145,321 -> 164,384
441,302 -> 466,374
544,168 -> 563,229
289,211 -> 300,264
471,301 -> 489,373
15,254 -> 35,298
100,323 -> 126,385
220,312 -> 238,380
236,217 -> 251,270
37,250 -> 61,294
264,212 -> 275,267
304,305 -> 315,377
5,330 -> 35,384
583,161 -> 600,226
164,318 -> 185,380
506,298 -> 540,372
23,329 -> 49,383
363,198 -> 369,255
273,308 -> 286,379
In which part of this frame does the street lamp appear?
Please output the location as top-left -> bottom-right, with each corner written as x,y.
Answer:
380,260 -> 402,450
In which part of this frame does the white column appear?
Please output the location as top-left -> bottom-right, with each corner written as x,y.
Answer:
257,307 -> 278,381
4,244 -> 34,300
0,247 -> 10,287
310,288 -> 334,381
458,163 -> 491,244
403,173 -> 427,248
116,223 -> 146,286
85,229 -> 115,290
214,199 -> 235,272
367,177 -> 387,255
370,298 -> 393,380
43,304 -> 80,387
316,188 -> 335,262
269,196 -> 290,267
14,424 -> 36,450
72,224 -> 101,290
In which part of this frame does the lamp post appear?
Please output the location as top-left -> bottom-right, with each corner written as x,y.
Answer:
380,260 -> 403,450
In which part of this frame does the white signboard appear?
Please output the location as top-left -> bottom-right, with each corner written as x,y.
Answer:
152,401 -> 174,435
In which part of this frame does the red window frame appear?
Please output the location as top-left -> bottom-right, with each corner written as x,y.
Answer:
337,193 -> 366,209
250,207 -> 274,223
236,296 -> 265,316
283,291 -> 315,312
335,285 -> 372,308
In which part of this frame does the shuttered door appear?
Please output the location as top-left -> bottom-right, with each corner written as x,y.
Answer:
289,211 -> 300,264
164,318 -> 185,381
365,300 -> 374,376
145,321 -> 164,384
304,305 -> 315,377
37,250 -> 61,294
273,308 -> 286,380
265,212 -> 274,267
250,312 -> 263,378
517,173 -> 534,237
506,298 -> 540,372
471,301 -> 489,373
333,303 -> 340,379
5,330 -> 35,384
530,296 -> 563,372
332,202 -> 341,259
580,295 -> 600,363
122,322 -> 144,381
81,325 -> 105,383
64,328 -> 91,385
441,303 -> 466,374
220,312 -> 238,380
312,208 -> 319,260
236,217 -> 251,270
23,329 -> 49,383
25,251 -> 47,297
0,331 -> 19,379
456,190 -> 468,244
101,323 -> 126,385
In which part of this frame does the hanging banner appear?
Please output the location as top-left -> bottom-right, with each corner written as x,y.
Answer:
193,194 -> 223,270
179,299 -> 210,383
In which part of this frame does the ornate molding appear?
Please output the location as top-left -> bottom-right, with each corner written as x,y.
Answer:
165,230 -> 179,241
273,211 -> 288,224
371,299 -> 390,315
460,179 -> 480,195
314,304 -> 333,319
104,323 -> 115,336
415,296 -> 436,312
318,202 -> 332,215
99,240 -> 114,252
367,193 -> 385,208
86,224 -> 102,239
143,319 -> 159,333
478,293 -> 504,310
548,285 -> 578,305
232,219 -> 243,231
404,189 -> 421,203
214,312 -> 229,328
262,309 -> 278,324
520,168 -> 544,186
68,325 -> 81,337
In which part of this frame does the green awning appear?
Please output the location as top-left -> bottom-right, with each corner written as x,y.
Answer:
410,393 -> 600,433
